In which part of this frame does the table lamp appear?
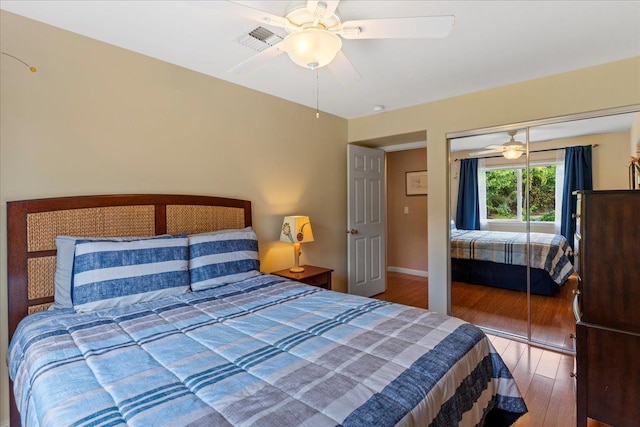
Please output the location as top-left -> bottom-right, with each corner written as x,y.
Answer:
280,216 -> 314,272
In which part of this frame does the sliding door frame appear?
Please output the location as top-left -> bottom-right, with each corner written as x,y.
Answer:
446,104 -> 640,354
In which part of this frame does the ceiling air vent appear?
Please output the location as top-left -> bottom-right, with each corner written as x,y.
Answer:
235,27 -> 283,52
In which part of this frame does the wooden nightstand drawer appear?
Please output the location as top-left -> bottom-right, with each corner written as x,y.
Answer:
271,265 -> 333,290
303,272 -> 330,288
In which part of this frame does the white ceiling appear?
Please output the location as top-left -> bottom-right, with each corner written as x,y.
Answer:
2,0 -> 639,120
451,112 -> 638,152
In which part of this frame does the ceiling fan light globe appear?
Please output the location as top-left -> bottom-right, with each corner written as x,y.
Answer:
501,137 -> 524,159
503,148 -> 523,160
282,29 -> 342,69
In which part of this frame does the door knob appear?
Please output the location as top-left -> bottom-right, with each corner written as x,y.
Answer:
347,228 -> 359,234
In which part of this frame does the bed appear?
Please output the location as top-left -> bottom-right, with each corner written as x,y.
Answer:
450,227 -> 575,296
7,194 -> 527,427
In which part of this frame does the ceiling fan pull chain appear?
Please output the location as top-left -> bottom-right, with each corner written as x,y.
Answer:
315,67 -> 320,119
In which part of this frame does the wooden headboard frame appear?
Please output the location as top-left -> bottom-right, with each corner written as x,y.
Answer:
7,194 -> 252,427
7,194 -> 252,341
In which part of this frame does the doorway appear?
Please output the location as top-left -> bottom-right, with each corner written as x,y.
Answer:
347,135 -> 428,298
386,147 -> 428,279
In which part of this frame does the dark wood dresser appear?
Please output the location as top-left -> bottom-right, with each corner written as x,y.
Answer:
573,190 -> 640,427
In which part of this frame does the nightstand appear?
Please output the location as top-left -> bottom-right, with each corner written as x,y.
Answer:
271,265 -> 333,290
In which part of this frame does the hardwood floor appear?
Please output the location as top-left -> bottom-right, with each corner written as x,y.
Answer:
486,334 -> 576,427
374,272 -> 429,308
374,272 -> 608,427
452,275 -> 578,351
378,272 -> 578,351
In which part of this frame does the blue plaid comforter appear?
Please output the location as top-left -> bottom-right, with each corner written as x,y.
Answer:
9,275 -> 526,427
451,230 -> 575,285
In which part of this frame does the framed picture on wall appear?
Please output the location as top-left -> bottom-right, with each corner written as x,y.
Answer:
406,170 -> 428,195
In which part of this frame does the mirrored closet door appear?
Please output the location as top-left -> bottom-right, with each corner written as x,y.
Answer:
448,108 -> 639,352
450,128 -> 530,341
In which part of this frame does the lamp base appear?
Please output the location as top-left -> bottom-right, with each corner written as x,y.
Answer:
290,242 -> 304,273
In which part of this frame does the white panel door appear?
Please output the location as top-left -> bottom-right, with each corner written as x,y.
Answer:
347,144 -> 386,296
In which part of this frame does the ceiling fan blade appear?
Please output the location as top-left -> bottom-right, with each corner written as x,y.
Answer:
208,1 -> 291,29
327,50 -> 361,86
323,0 -> 340,16
485,145 -> 505,150
341,15 -> 455,39
228,43 -> 284,74
469,150 -> 499,157
307,1 -> 340,16
306,0 -> 318,13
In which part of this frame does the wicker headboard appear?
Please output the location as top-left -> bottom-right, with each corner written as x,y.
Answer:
6,194 -> 252,341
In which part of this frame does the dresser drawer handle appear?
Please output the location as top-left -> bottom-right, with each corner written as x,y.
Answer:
573,293 -> 582,322
572,289 -> 580,296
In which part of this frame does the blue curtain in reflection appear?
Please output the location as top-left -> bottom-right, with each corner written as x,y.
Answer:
456,158 -> 481,230
561,145 -> 593,249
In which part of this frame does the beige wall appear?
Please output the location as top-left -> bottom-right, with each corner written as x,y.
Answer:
349,56 -> 640,315
386,148 -> 428,274
586,131 -> 634,189
0,11 -> 349,422
632,113 -> 640,157
631,113 -> 640,189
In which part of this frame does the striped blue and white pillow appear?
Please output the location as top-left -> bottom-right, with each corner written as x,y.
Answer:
72,236 -> 189,312
53,234 -> 170,309
189,227 -> 260,291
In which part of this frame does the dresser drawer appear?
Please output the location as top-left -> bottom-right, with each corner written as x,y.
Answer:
576,322 -> 640,426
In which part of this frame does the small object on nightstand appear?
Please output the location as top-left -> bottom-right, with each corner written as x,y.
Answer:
271,265 -> 333,290
280,216 -> 314,272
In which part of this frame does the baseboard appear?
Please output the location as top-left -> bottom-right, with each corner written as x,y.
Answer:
387,266 -> 428,277
1,418 -> 9,427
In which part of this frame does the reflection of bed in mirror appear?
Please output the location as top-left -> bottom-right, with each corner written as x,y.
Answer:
450,227 -> 575,296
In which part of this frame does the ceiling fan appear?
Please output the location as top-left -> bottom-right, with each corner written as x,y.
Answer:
213,0 -> 455,85
470,130 -> 526,160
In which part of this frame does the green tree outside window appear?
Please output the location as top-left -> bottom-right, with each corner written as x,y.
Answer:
485,165 -> 556,221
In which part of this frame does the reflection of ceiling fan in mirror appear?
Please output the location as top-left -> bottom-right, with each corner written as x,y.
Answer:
216,0 -> 455,85
470,130 -> 526,159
